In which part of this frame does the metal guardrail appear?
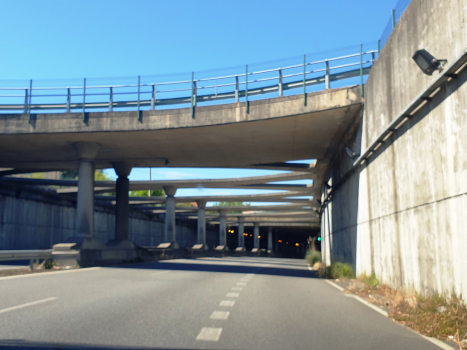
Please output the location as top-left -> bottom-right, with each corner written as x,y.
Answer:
0,46 -> 378,118
0,249 -> 52,271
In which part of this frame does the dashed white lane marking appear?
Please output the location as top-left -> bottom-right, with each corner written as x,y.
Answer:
196,327 -> 223,341
240,279 -> 250,282
237,282 -> 247,286
220,300 -> 235,307
0,297 -> 57,314
246,273 -> 255,276
226,292 -> 239,298
151,271 -> 170,276
210,311 -> 230,320
231,287 -> 243,291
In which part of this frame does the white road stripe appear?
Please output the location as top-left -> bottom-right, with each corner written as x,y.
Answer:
151,271 -> 170,276
324,280 -> 345,292
231,287 -> 243,291
226,292 -> 239,298
237,282 -> 247,286
0,267 -> 101,281
219,300 -> 235,307
240,279 -> 250,282
196,327 -> 222,341
210,311 -> 230,320
246,273 -> 255,276
0,297 -> 57,314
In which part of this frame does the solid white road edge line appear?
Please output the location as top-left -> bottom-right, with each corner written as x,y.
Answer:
0,297 -> 57,314
0,267 -> 102,281
325,280 -> 454,349
345,294 -> 389,317
151,271 -> 170,276
324,279 -> 345,292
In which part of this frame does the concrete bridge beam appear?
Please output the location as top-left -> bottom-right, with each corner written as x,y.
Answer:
163,186 -> 178,248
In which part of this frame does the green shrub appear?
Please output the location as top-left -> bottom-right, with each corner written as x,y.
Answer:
331,262 -> 354,279
359,272 -> 379,287
305,249 -> 321,265
43,259 -> 56,269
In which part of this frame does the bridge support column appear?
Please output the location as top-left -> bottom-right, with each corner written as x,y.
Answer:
163,186 -> 178,248
219,209 -> 227,248
237,217 -> 245,249
267,227 -> 273,252
73,142 -> 99,243
112,162 -> 132,242
253,222 -> 260,249
196,200 -> 207,248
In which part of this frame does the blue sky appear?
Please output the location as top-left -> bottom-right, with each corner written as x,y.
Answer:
0,0 -> 398,203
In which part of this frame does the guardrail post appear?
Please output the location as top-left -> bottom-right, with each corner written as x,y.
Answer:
109,87 -> 113,112
392,9 -> 396,29
215,80 -> 218,97
191,72 -> 196,119
360,44 -> 364,98
245,65 -> 249,113
378,39 -> 381,55
325,60 -> 330,89
24,89 -> 28,114
235,76 -> 239,103
303,55 -> 307,106
137,76 -> 142,122
278,69 -> 283,97
29,259 -> 33,272
82,78 -> 86,122
66,88 -> 71,113
151,84 -> 156,110
28,79 -> 32,123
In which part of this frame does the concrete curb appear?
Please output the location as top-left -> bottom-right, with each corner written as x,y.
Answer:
323,279 -> 456,350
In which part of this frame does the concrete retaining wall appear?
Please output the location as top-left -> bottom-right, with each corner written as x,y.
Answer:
0,189 -> 218,250
323,0 -> 467,299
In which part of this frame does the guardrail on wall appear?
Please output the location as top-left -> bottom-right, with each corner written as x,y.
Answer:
0,44 -> 378,119
0,249 -> 52,271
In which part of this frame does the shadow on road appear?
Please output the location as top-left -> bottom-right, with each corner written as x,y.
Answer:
0,339 -> 219,350
105,258 -> 317,279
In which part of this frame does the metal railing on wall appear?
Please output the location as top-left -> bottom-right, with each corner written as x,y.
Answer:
379,0 -> 412,50
0,43 -> 378,117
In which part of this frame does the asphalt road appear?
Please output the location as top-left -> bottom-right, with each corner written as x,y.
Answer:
0,257 -> 443,350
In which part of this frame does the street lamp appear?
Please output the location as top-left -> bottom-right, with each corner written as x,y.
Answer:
412,49 -> 447,76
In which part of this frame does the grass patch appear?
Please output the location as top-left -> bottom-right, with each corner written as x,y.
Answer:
359,272 -> 379,287
305,250 -> 321,265
317,262 -> 355,279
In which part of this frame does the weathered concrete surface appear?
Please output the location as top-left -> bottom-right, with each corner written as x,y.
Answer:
0,186 -> 219,250
0,87 -> 361,169
323,0 -> 467,299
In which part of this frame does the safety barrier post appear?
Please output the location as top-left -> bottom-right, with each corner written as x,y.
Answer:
378,39 -> 381,55
28,79 -> 32,123
235,76 -> 239,103
245,65 -> 249,113
151,84 -> 156,110
392,9 -> 396,29
109,87 -> 113,112
24,89 -> 28,114
82,78 -> 86,122
66,88 -> 71,113
137,76 -> 142,122
325,60 -> 330,89
278,69 -> 283,97
360,44 -> 364,98
303,55 -> 307,106
191,72 -> 196,119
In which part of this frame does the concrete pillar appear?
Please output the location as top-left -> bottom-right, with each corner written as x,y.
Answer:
253,222 -> 260,249
267,227 -> 273,251
219,209 -> 227,247
196,200 -> 207,246
163,186 -> 178,248
73,142 -> 99,240
113,162 -> 132,242
237,217 -> 245,248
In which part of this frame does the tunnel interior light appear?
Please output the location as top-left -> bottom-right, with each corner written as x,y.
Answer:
412,49 -> 447,76
250,234 -> 253,237
286,242 -> 289,244
278,240 -> 283,243
295,243 -> 299,247
258,235 -> 261,239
